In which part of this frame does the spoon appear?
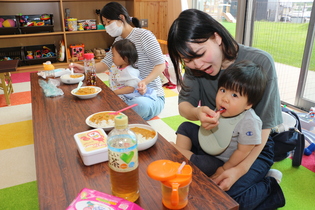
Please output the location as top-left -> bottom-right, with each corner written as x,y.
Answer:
70,63 -> 74,75
206,108 -> 226,118
109,104 -> 138,115
73,81 -> 83,92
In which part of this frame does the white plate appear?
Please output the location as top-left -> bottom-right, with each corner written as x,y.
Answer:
129,124 -> 158,151
60,73 -> 84,84
71,86 -> 102,99
85,111 -> 126,131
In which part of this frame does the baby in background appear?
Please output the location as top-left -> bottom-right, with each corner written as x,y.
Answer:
109,39 -> 157,101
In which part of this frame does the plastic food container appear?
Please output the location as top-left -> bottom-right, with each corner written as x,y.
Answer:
66,188 -> 144,210
67,18 -> 77,31
74,128 -> 108,166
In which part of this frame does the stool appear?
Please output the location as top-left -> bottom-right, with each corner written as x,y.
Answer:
0,60 -> 18,105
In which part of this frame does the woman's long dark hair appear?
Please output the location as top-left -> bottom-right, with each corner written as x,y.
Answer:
100,2 -> 141,28
167,9 -> 239,89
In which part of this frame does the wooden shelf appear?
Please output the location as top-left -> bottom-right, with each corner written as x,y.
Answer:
64,29 -> 106,35
0,32 -> 65,39
0,0 -> 181,71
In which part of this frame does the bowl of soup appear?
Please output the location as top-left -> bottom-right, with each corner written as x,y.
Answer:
71,86 -> 102,99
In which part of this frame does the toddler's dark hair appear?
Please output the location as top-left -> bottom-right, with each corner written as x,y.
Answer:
112,39 -> 138,68
218,60 -> 267,107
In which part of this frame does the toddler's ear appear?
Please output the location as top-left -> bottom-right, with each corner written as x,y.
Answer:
245,103 -> 253,110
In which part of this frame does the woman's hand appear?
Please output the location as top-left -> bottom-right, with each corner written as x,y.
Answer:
211,167 -> 241,191
137,80 -> 147,95
198,106 -> 220,130
70,63 -> 84,73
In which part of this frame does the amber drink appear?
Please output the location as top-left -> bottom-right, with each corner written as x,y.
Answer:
109,166 -> 139,202
108,115 -> 139,202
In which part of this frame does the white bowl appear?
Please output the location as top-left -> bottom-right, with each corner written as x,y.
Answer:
86,111 -> 126,131
71,86 -> 102,99
60,73 -> 85,84
129,124 -> 158,151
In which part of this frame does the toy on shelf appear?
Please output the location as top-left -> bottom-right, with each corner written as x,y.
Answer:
58,40 -> 65,62
18,14 -> 28,27
70,44 -> 84,61
1,19 -> 16,27
42,46 -> 56,57
34,50 -> 42,58
26,51 -> 33,59
0,57 -> 12,61
93,48 -> 106,59
0,18 -> 16,28
40,14 -> 50,21
25,45 -> 56,60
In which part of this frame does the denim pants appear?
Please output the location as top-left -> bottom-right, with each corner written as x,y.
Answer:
176,122 -> 285,210
125,96 -> 165,121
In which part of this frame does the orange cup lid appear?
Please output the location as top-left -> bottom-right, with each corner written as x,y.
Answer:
147,160 -> 192,186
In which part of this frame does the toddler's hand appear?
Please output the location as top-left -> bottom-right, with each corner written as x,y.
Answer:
137,81 -> 147,95
210,166 -> 225,180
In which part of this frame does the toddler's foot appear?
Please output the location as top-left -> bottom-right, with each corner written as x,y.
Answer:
266,169 -> 283,184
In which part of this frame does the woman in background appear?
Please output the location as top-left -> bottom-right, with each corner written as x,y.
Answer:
71,2 -> 165,120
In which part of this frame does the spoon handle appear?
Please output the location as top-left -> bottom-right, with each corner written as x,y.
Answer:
109,103 -> 138,115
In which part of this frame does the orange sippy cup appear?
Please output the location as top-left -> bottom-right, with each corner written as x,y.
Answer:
147,160 -> 192,209
43,61 -> 55,71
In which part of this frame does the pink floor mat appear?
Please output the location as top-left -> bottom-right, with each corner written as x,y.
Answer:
11,71 -> 37,83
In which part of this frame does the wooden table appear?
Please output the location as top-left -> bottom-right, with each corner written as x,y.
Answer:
30,73 -> 239,210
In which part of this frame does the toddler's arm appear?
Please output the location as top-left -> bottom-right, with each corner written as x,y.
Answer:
113,86 -> 135,95
222,144 -> 257,171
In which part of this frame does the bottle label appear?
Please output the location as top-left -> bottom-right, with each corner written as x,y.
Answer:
108,143 -> 138,172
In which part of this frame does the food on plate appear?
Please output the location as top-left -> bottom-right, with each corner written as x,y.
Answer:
89,112 -> 123,128
70,74 -> 83,78
130,127 -> 156,143
76,87 -> 97,95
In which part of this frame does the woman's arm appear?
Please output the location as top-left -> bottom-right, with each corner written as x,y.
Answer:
138,63 -> 165,95
211,128 -> 270,191
71,62 -> 109,74
95,62 -> 109,73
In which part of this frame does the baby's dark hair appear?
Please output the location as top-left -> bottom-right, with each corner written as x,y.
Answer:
112,39 -> 138,68
218,60 -> 267,107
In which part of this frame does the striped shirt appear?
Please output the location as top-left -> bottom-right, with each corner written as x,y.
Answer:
102,28 -> 165,97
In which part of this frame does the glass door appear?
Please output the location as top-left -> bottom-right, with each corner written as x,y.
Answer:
246,0 -> 315,111
295,2 -> 315,110
187,0 -> 315,111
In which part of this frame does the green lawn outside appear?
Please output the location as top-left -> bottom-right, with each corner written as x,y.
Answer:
221,21 -> 315,71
